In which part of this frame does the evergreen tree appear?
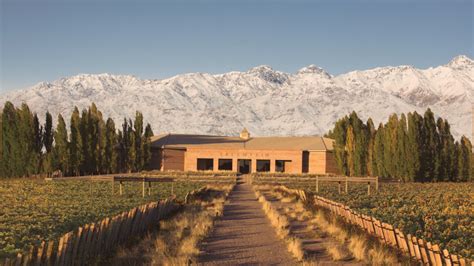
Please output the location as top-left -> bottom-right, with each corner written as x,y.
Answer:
70,107 -> 83,176
104,118 -> 117,174
345,125 -> 356,176
143,123 -> 154,169
457,136 -> 472,181
121,119 -> 130,172
43,111 -> 54,153
52,114 -> 69,174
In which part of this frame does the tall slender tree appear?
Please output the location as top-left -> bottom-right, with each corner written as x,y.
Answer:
366,118 -> 377,176
52,114 -> 69,174
1,102 -> 20,177
43,111 -> 54,153
406,112 -> 423,181
70,107 -> 83,176
143,123 -> 154,169
134,112 -> 144,171
345,126 -> 356,176
422,109 -> 440,181
457,136 -> 472,181
104,118 -> 117,174
374,123 -> 386,177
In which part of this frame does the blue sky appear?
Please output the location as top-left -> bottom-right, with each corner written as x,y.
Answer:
1,0 -> 472,92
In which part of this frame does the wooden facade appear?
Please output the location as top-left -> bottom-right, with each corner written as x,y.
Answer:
149,130 -> 340,175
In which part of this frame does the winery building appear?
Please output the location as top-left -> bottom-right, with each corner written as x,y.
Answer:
149,129 -> 340,174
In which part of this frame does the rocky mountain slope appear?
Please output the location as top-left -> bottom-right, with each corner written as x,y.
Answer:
1,55 -> 472,139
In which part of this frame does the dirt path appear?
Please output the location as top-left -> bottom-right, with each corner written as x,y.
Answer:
198,178 -> 297,265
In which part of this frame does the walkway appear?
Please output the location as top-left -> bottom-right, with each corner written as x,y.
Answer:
198,178 -> 297,265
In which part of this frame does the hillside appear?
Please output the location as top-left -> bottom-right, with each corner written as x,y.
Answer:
1,55 -> 472,138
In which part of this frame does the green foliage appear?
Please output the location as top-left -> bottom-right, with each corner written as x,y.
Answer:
0,102 -> 154,178
0,178 -> 201,258
288,182 -> 474,260
329,109 -> 471,181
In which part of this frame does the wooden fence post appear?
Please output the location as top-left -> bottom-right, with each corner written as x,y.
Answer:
35,240 -> 46,265
345,177 -> 348,193
45,240 -> 55,266
142,180 -> 145,198
432,244 -> 443,266
375,176 -> 379,192
338,181 -> 341,194
316,176 -> 319,193
148,182 -> 151,196
443,249 -> 453,266
367,182 -> 371,195
119,181 -> 123,195
418,238 -> 429,264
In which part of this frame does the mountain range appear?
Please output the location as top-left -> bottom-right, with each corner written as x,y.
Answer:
1,55 -> 472,139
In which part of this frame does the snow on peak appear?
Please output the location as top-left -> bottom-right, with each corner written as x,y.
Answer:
447,55 -> 473,68
247,65 -> 288,84
0,56 -> 472,139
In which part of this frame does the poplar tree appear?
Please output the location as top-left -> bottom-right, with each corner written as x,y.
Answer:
43,111 -> 54,153
143,123 -> 154,169
53,114 -> 69,174
374,123 -> 386,177
396,114 -> 408,180
70,107 -> 83,176
437,118 -> 456,181
1,102 -> 20,177
346,126 -> 356,176
366,118 -> 377,176
33,114 -> 43,174
128,119 -> 136,172
406,112 -> 423,181
422,109 -> 440,181
457,136 -> 472,181
134,111 -> 144,171
333,117 -> 349,175
105,118 -> 117,174
18,103 -> 37,176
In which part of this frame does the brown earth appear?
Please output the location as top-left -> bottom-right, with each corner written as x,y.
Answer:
198,179 -> 297,265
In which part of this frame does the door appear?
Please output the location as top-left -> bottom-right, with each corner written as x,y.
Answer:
238,159 -> 251,174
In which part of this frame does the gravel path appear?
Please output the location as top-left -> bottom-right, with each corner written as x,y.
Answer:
198,179 -> 297,265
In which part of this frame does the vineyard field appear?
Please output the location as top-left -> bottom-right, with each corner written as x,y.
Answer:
0,178 -> 201,258
286,181 -> 474,260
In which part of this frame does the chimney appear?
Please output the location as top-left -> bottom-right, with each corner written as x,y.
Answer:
240,128 -> 250,140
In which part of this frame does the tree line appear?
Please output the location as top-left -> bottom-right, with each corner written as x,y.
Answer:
327,109 -> 472,182
0,102 -> 154,178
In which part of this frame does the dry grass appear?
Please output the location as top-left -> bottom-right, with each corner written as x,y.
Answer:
111,185 -> 231,265
326,242 -> 350,261
348,235 -> 367,261
287,237 -> 304,261
367,246 -> 399,265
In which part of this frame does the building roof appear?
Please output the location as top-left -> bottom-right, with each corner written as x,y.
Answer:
150,133 -> 334,151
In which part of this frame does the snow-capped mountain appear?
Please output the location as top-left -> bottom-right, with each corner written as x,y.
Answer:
1,55 -> 472,139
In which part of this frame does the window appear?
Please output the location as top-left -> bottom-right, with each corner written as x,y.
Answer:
197,158 -> 213,171
256,160 -> 270,172
218,159 -> 233,171
276,160 -> 291,172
